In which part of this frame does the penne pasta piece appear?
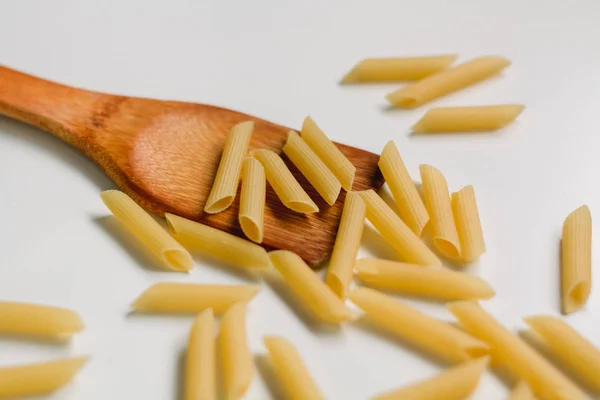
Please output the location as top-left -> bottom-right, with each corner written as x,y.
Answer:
0,301 -> 84,341
378,141 -> 429,236
509,381 -> 537,400
452,186 -> 486,262
326,192 -> 366,298
350,288 -> 489,364
420,165 -> 461,259
252,149 -> 318,213
269,250 -> 354,323
412,105 -> 525,133
263,336 -> 325,400
447,301 -> 586,400
165,213 -> 270,270
386,56 -> 511,108
373,357 -> 489,400
100,190 -> 193,272
341,55 -> 458,83
239,157 -> 266,243
0,356 -> 88,398
219,303 -> 253,400
204,121 -> 253,213
185,309 -> 216,400
132,283 -> 260,315
354,258 -> 494,300
301,117 -> 356,190
283,131 -> 342,205
525,315 -> 600,391
561,205 -> 592,314
359,190 -> 441,266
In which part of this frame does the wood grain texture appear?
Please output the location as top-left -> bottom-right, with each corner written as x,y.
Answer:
0,65 -> 383,266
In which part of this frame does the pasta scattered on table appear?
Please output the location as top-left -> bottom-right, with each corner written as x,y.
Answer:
239,156 -> 266,243
185,309 -> 216,400
219,303 -> 253,400
452,185 -> 486,263
412,105 -> 525,133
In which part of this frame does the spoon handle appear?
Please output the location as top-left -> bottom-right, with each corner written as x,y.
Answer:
0,65 -> 99,147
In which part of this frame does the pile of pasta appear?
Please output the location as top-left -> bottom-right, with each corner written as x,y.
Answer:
343,55 -> 525,133
0,65 -> 593,399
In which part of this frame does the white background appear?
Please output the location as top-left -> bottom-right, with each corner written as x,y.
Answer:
1,1 -> 600,399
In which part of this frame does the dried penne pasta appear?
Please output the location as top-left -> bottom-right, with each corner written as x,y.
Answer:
326,192 -> 366,298
239,157 -> 266,243
452,186 -> 486,262
263,336 -> 325,400
283,131 -> 341,205
350,288 -> 489,364
412,105 -> 525,133
561,205 -> 592,314
386,56 -> 511,108
0,357 -> 88,398
420,165 -> 461,259
205,121 -> 253,213
378,141 -> 429,236
509,381 -> 536,400
301,117 -> 356,190
185,309 -> 216,400
341,54 -> 458,83
525,315 -> 600,391
100,190 -> 193,272
132,283 -> 260,315
354,258 -> 495,300
219,303 -> 253,400
252,149 -> 318,213
448,301 -> 586,400
359,190 -> 441,266
166,213 -> 270,270
0,301 -> 83,341
373,357 -> 489,400
269,250 -> 354,323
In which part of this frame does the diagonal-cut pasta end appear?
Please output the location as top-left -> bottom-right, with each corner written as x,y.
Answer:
239,215 -> 263,244
164,213 -> 181,237
325,274 -> 346,299
162,248 -> 193,272
204,195 -> 235,214
240,285 -> 262,303
433,237 -> 461,260
284,200 -> 319,214
385,91 -> 418,108
47,356 -> 90,390
563,281 -> 591,314
353,258 -> 378,279
340,66 -> 360,84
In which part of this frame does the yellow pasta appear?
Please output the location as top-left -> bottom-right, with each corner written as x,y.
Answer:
412,105 -> 525,133
447,301 -> 586,400
132,283 -> 260,315
350,288 -> 489,364
239,157 -> 266,243
0,357 -> 88,398
509,382 -> 537,400
269,250 -> 354,323
386,56 -> 511,108
165,213 -> 270,270
378,141 -> 429,236
219,303 -> 253,400
205,121 -> 253,213
252,149 -> 318,213
420,165 -> 461,259
263,336 -> 325,400
283,131 -> 342,205
325,192 -> 366,298
525,315 -> 600,391
0,301 -> 84,341
373,357 -> 489,400
185,309 -> 216,400
341,55 -> 458,83
359,190 -> 441,266
100,190 -> 193,272
452,186 -> 486,262
354,258 -> 495,300
301,117 -> 356,190
561,205 -> 592,314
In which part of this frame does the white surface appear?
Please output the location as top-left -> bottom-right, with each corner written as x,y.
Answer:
1,1 -> 600,399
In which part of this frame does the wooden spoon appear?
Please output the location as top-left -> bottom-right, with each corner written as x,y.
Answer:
0,65 -> 383,266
